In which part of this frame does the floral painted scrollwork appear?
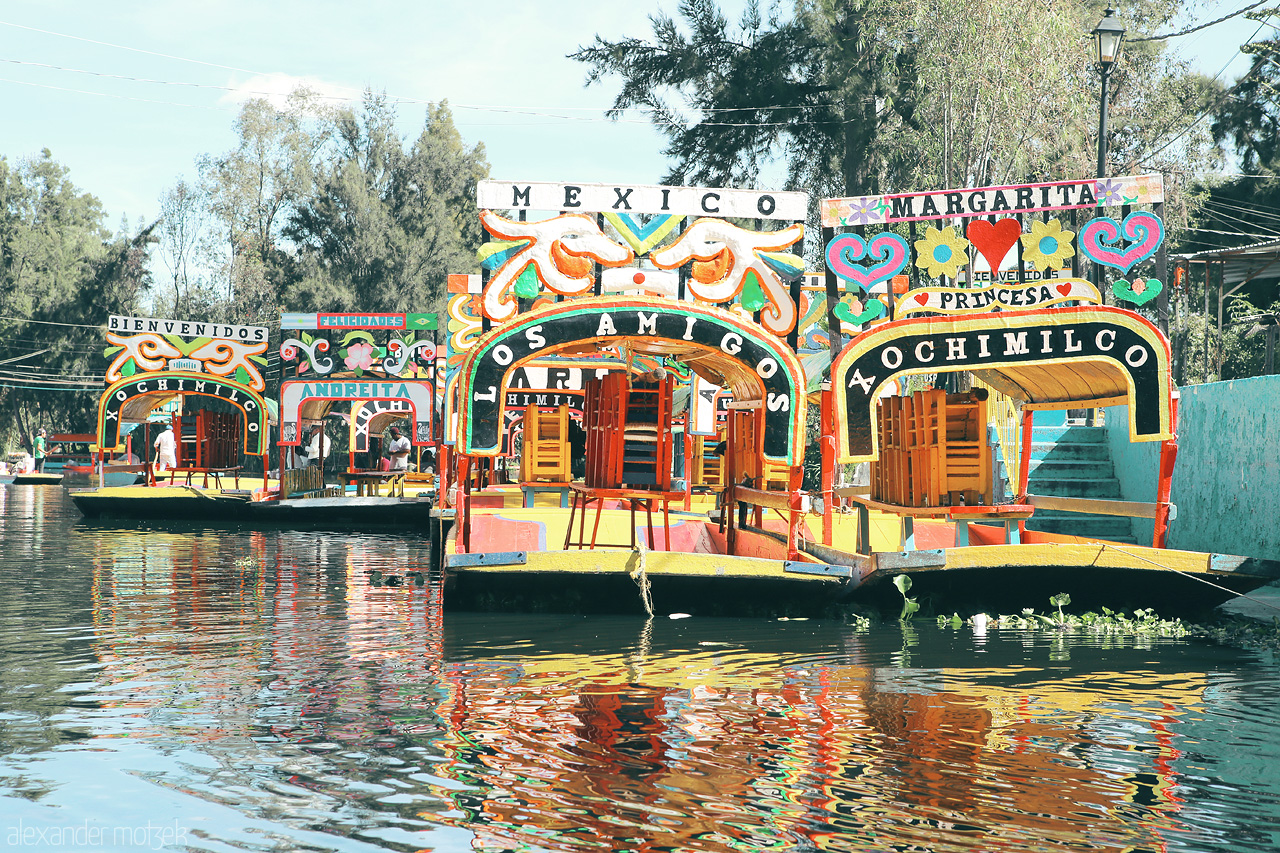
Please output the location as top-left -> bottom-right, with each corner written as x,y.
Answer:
382,337 -> 435,375
280,335 -> 333,375
478,210 -> 634,323
104,332 -> 182,382
650,218 -> 804,336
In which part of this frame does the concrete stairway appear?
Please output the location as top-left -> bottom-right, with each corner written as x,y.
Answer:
1012,425 -> 1136,543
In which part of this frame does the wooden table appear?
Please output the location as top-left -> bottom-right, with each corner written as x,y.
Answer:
563,484 -> 685,551
520,481 -> 573,508
347,470 -> 407,497
169,466 -> 242,488
843,494 -> 1034,554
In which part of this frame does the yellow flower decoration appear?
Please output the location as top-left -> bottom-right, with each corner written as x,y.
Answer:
913,226 -> 970,279
1020,218 -> 1076,272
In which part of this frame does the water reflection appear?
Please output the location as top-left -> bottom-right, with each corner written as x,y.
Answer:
0,487 -> 1279,852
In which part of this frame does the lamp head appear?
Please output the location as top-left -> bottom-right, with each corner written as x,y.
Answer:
1093,7 -> 1125,71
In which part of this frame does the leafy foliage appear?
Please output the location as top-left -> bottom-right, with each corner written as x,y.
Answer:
284,95 -> 488,317
0,151 -> 152,444
575,0 -> 1219,207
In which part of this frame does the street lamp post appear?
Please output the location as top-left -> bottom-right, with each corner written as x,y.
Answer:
1093,8 -> 1125,182
1084,7 -> 1124,427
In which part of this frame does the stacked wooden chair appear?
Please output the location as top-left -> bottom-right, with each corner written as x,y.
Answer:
519,404 -> 572,483
871,389 -> 991,507
583,372 -> 674,492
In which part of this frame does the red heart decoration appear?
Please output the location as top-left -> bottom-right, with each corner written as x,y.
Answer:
966,218 -> 1022,273
1056,283 -> 1072,296
914,293 -> 930,306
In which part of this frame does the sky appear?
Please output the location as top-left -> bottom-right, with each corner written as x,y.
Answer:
0,0 -> 1271,231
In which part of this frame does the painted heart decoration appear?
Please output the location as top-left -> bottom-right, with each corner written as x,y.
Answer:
825,233 -> 909,291
832,295 -> 887,327
1080,211 -> 1165,274
1112,278 -> 1163,306
966,218 -> 1022,273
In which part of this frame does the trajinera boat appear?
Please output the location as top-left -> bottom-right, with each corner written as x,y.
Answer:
435,174 -> 1280,618
69,314 -> 278,519
69,312 -> 438,527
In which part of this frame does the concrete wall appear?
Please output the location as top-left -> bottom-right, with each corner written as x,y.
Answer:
1104,375 -> 1280,559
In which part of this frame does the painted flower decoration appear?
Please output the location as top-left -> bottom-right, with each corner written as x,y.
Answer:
823,199 -> 847,226
343,341 -> 376,372
843,196 -> 884,226
913,226 -> 970,279
1095,178 -> 1123,206
1020,218 -> 1076,272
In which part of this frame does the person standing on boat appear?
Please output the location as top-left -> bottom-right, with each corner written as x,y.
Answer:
305,423 -> 330,468
33,428 -> 47,473
153,423 -> 178,475
385,426 -> 411,471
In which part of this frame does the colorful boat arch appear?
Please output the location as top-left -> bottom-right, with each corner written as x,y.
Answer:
350,399 -> 414,453
831,306 -> 1173,462
96,372 -> 271,455
454,296 -> 807,466
279,379 -> 433,446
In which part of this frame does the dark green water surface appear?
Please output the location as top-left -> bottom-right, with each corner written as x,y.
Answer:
2,485 -> 1280,852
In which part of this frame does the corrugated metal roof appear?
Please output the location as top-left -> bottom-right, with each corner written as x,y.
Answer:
1174,238 -> 1280,287
1175,237 -> 1280,260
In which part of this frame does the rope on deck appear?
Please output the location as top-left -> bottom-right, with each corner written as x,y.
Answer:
631,539 -> 654,617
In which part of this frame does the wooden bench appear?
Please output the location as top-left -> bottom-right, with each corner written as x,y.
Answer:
520,481 -> 573,508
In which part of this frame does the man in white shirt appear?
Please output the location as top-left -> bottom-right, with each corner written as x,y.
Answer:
153,424 -> 178,473
305,424 -> 330,467
385,426 -> 411,471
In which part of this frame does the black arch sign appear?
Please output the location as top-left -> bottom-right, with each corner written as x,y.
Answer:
832,309 -> 1173,462
97,372 -> 270,455
457,299 -> 806,465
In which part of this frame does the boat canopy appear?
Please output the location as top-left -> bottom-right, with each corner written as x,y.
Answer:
278,377 -> 434,446
96,372 -> 274,456
454,296 -> 809,467
830,306 -> 1174,462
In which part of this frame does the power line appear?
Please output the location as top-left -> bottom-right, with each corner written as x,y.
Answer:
0,74 -> 220,111
1130,1 -> 1272,43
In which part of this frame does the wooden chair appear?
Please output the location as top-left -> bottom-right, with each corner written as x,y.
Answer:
939,391 -> 991,505
519,404 -> 572,483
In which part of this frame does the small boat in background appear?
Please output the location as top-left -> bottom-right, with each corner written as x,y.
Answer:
11,472 -> 64,485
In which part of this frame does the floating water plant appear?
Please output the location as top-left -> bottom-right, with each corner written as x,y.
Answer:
937,593 -> 1189,638
893,575 -> 919,622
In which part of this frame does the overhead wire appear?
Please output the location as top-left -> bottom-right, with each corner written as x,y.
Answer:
1129,1 -> 1273,43
1138,12 -> 1275,165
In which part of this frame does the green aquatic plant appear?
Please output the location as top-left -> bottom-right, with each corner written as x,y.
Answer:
1189,615 -> 1280,651
935,597 -> 1189,638
893,575 -> 919,622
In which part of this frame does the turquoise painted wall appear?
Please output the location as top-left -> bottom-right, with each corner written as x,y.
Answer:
1104,375 -> 1280,560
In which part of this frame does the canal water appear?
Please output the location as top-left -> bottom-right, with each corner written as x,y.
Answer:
2,485 -> 1280,852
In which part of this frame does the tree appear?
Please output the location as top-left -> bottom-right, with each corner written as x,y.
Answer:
574,0 -> 918,197
200,89 -> 333,322
575,0 -> 1221,203
155,178 -> 214,316
286,94 -> 488,314
0,151 -> 152,440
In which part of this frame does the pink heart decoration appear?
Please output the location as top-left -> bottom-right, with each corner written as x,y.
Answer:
966,218 -> 1022,272
825,233 -> 909,292
1080,211 -> 1164,274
